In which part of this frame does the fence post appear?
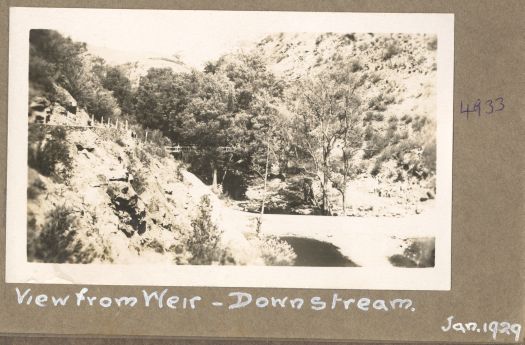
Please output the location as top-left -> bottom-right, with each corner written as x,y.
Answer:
91,115 -> 94,127
145,131 -> 148,143
116,118 -> 119,130
101,117 -> 104,128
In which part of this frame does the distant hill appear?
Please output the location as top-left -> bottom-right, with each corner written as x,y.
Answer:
87,44 -> 191,87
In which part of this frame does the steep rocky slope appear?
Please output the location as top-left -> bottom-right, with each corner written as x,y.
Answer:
27,92 -> 294,265
252,32 -> 437,135
224,32 -> 438,216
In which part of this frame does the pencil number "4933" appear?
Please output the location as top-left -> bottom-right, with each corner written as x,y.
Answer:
460,97 -> 504,119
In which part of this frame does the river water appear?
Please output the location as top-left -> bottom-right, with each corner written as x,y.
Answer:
279,236 -> 358,267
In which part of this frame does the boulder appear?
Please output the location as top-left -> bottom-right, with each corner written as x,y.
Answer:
70,130 -> 97,153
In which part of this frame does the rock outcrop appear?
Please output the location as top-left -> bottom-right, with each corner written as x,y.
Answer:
28,97 -> 51,123
107,181 -> 147,237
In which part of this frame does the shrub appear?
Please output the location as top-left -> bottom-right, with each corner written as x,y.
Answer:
370,161 -> 382,176
368,95 -> 385,111
390,132 -> 402,145
364,131 -> 389,159
175,162 -> 186,181
144,142 -> 168,159
384,95 -> 395,105
389,238 -> 435,267
26,214 -> 38,260
388,254 -> 417,267
382,43 -> 399,60
146,128 -> 171,148
145,238 -> 165,254
358,43 -> 368,51
370,73 -> 381,84
373,113 -> 385,121
364,125 -> 374,141
28,126 -> 72,178
427,36 -> 438,51
186,195 -> 230,265
27,178 -> 46,199
133,145 -> 151,166
129,167 -> 147,195
349,59 -> 363,72
388,121 -> 398,132
412,116 -> 428,132
255,235 -> 296,265
342,33 -> 356,42
367,94 -> 393,112
422,139 -> 436,173
31,205 -> 93,263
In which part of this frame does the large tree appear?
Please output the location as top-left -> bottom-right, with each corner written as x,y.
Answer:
29,29 -> 120,121
134,68 -> 192,134
102,66 -> 134,115
289,63 -> 369,215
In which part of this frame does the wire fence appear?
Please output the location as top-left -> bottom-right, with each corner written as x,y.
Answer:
30,116 -> 235,154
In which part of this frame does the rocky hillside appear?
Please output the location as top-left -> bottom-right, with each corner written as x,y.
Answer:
87,45 -> 191,88
119,57 -> 191,88
251,32 -> 437,125
223,32 -> 438,216
27,89 -> 295,265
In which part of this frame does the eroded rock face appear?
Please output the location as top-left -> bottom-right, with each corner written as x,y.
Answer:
54,84 -> 77,114
107,181 -> 147,237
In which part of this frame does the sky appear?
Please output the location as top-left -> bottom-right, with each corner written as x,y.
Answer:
16,8 -> 448,68
28,9 -> 276,68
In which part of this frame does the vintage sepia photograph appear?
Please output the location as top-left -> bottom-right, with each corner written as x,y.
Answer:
7,8 -> 454,289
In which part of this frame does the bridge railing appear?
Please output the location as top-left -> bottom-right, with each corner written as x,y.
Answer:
165,146 -> 235,153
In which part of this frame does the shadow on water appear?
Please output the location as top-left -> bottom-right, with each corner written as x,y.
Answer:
279,236 -> 358,267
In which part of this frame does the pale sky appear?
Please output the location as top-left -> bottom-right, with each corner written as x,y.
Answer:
14,8 -> 448,68
24,9 -> 277,68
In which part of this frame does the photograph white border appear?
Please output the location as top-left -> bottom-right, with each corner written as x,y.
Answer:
6,8 -> 454,290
